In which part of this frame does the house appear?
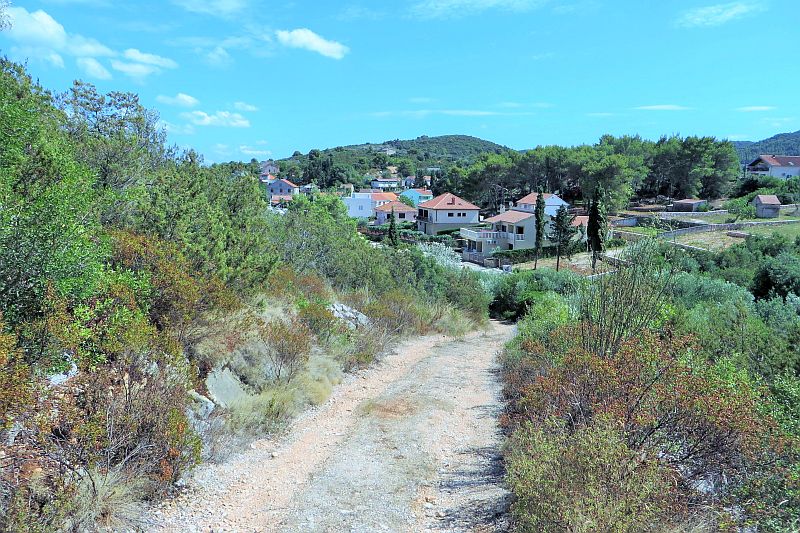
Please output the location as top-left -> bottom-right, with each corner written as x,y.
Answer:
266,178 -> 299,206
260,159 -> 279,176
342,191 -> 398,218
371,177 -> 400,190
402,176 -> 416,188
514,192 -> 570,217
747,155 -> 800,179
752,194 -> 781,218
375,201 -> 417,225
460,193 -> 576,262
300,183 -> 320,196
671,198 -> 708,212
400,188 -> 434,207
417,193 -> 480,235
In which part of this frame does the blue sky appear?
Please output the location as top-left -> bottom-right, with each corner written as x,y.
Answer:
1,0 -> 797,162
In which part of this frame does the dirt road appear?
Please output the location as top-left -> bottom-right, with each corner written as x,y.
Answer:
150,321 -> 515,533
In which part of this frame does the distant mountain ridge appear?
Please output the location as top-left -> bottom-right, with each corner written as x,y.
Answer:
280,135 -> 508,169
733,130 -> 800,164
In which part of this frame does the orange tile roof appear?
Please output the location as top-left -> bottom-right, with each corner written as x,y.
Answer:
572,215 -> 589,227
516,192 -> 555,204
275,178 -> 298,187
371,192 -> 398,202
418,192 -> 480,210
413,188 -> 433,195
375,200 -> 417,213
485,210 -> 535,223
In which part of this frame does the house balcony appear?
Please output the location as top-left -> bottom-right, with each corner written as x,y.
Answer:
460,228 -> 499,240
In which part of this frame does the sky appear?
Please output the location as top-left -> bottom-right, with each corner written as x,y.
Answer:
1,0 -> 798,162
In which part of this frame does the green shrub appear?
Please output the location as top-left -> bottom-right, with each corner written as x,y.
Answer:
507,418 -> 682,533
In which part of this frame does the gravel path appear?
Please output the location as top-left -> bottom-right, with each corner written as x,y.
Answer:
149,321 -> 515,532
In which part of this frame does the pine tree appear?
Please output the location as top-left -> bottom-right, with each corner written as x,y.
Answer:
548,205 -> 577,272
534,189 -> 546,269
387,207 -> 400,247
587,189 -> 607,270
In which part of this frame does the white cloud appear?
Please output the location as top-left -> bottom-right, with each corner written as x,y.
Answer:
110,60 -> 161,80
736,105 -> 775,112
5,6 -> 114,69
276,29 -> 349,60
5,7 -> 173,81
157,93 -> 200,107
240,145 -> 271,156
371,108 -> 536,118
172,0 -> 249,16
77,57 -> 112,80
123,48 -> 178,69
206,46 -> 232,66
411,0 -> 547,18
234,101 -> 259,112
676,1 -> 765,28
634,104 -> 692,111
181,110 -> 251,128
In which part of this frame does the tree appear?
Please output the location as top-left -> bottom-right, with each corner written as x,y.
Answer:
387,207 -> 400,247
534,189 -> 546,269
548,205 -> 577,272
0,1 -> 9,31
587,189 -> 607,270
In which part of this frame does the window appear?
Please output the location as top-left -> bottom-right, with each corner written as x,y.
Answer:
399,213 -> 406,219
359,205 -> 364,211
448,212 -> 454,217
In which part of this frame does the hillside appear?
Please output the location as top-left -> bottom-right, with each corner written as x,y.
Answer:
733,130 -> 800,163
280,135 -> 508,173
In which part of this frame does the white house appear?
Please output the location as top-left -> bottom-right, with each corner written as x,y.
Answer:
417,193 -> 481,235
260,159 -> 279,176
371,177 -> 400,190
460,192 -> 584,262
375,201 -> 417,225
747,155 -> 800,179
266,178 -> 299,206
343,192 -> 398,218
514,192 -> 570,217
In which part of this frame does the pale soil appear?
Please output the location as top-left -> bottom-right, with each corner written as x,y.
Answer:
148,321 -> 515,533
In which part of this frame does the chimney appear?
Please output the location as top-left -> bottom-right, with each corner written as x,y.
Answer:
448,196 -> 456,205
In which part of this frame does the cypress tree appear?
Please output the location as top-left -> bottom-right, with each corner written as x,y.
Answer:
587,189 -> 607,270
388,206 -> 400,247
534,189 -> 546,269
548,204 -> 577,272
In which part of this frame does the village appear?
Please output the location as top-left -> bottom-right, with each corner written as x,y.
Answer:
258,154 -> 800,275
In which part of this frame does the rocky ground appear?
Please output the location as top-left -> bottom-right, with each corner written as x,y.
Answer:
147,321 -> 515,533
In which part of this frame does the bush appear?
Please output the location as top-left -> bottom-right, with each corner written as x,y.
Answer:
507,418 -> 682,532
490,269 -> 581,320
258,318 -> 312,383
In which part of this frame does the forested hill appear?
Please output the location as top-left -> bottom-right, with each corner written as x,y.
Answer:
733,130 -> 800,163
281,135 -> 508,170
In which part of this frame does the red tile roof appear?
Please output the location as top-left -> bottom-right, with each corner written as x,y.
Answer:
418,192 -> 480,210
273,178 -> 298,187
572,215 -> 589,227
516,192 -> 555,205
371,192 -> 398,202
754,194 -> 781,205
751,155 -> 800,167
484,210 -> 535,223
375,200 -> 417,213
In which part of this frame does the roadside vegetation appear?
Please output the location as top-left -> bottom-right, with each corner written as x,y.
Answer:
0,60 -> 493,531
501,238 -> 800,531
